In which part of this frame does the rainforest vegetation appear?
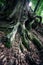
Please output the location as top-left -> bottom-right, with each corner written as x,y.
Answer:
0,0 -> 43,65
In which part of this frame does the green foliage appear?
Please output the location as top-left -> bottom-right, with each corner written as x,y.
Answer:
36,0 -> 43,14
31,0 -> 37,10
31,0 -> 43,23
36,0 -> 43,23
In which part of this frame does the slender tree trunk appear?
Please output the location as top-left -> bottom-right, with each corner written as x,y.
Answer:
34,0 -> 41,12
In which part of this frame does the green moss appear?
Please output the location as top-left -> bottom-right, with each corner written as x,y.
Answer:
32,36 -> 43,50
5,39 -> 12,48
5,42 -> 11,48
21,34 -> 29,50
25,30 -> 43,50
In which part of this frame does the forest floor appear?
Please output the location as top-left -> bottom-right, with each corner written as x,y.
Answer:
0,24 -> 43,65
